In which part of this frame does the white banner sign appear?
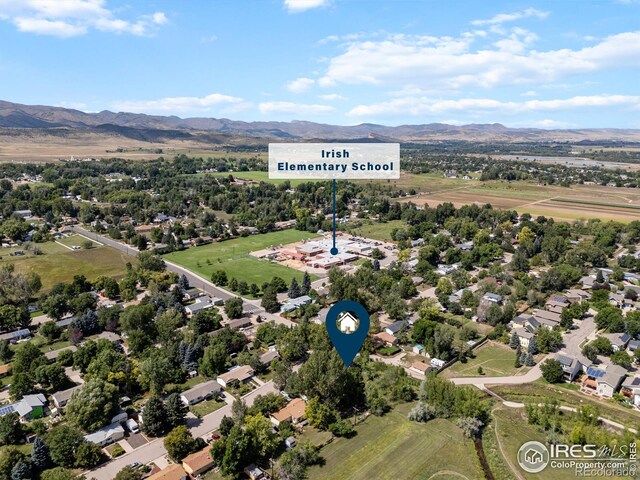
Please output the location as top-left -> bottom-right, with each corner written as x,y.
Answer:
268,143 -> 400,179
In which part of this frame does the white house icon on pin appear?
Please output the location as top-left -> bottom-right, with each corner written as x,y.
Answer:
338,312 -> 359,334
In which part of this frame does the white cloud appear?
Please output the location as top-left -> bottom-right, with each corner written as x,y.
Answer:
347,94 -> 640,117
112,93 -> 245,113
286,77 -> 315,93
521,90 -> 537,97
0,0 -> 168,37
318,93 -> 347,100
201,34 -> 218,43
471,8 -> 549,26
284,0 -> 330,13
530,119 -> 574,128
317,30 -> 640,90
259,101 -> 334,115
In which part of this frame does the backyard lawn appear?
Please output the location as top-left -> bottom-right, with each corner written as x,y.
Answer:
442,341 -> 523,378
0,242 -> 132,291
57,234 -> 100,249
307,403 -> 483,480
163,230 -> 319,287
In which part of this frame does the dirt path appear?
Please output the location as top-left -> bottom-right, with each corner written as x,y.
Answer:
491,406 -> 526,480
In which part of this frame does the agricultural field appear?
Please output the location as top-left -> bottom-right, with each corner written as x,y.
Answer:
163,230 -> 320,287
0,242 -> 132,290
307,403 -> 484,480
442,341 -> 524,379
361,172 -> 480,193
396,177 -> 640,222
188,170 -> 321,187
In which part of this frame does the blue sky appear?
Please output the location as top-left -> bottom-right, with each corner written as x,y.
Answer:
1,0 -> 639,128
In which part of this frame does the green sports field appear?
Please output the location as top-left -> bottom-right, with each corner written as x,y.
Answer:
163,230 -> 320,287
307,403 -> 484,480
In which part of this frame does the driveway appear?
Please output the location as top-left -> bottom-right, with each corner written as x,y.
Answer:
125,433 -> 148,450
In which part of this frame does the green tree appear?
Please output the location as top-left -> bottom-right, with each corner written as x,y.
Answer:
163,426 -> 201,462
224,297 -> 243,319
611,351 -> 632,368
74,442 -> 101,468
261,286 -> 280,313
244,414 -> 278,458
65,379 -> 119,432
540,359 -> 564,383
165,393 -> 188,429
31,437 -> 51,471
0,413 -> 23,446
114,466 -> 143,480
141,395 -> 170,437
45,426 -> 84,468
305,397 -> 337,430
199,343 -> 227,378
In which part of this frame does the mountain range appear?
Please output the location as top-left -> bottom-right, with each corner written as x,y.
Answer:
2,99 -> 640,143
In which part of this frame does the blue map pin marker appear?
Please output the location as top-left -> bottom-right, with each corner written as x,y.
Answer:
325,300 -> 370,367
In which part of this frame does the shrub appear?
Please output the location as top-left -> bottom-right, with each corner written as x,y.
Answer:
408,402 -> 436,423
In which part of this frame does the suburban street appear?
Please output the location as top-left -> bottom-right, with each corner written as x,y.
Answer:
87,381 -> 279,480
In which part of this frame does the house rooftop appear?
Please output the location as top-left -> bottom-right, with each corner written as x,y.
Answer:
181,380 -> 221,403
182,447 -> 214,474
271,398 -> 306,423
147,464 -> 188,480
83,422 -> 124,445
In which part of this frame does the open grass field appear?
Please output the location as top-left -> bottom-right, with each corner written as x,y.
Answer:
0,241 -> 132,290
346,219 -> 406,242
307,403 -> 484,480
57,234 -> 100,248
396,177 -> 640,222
361,172 -> 481,193
190,398 -> 225,418
489,380 -> 640,428
491,407 -> 617,480
163,230 -> 320,287
442,341 -> 524,378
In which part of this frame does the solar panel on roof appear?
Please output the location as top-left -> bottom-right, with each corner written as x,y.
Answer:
587,367 -> 606,378
0,405 -> 16,416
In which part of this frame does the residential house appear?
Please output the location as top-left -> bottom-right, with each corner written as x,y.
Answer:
182,447 -> 215,477
185,296 -> 216,316
180,380 -> 222,406
44,346 -> 77,363
600,333 -> 630,352
227,317 -> 252,330
621,376 -> 640,406
482,293 -> 503,305
565,289 -> 591,303
0,364 -> 11,378
545,299 -> 569,314
412,344 -> 425,355
259,350 -> 280,366
84,422 -> 125,447
51,386 -> 80,409
374,332 -> 398,347
216,365 -> 254,388
183,288 -> 202,301
583,365 -> 627,398
533,310 -> 561,325
455,241 -> 474,251
280,295 -> 313,313
555,353 -> 588,382
384,320 -> 406,336
148,464 -> 189,480
97,331 -> 122,344
410,360 -> 432,375
513,328 -> 534,349
627,339 -> 640,353
580,276 -> 596,289
0,394 -> 47,420
608,292 -> 628,308
0,329 -> 31,344
270,398 -> 307,427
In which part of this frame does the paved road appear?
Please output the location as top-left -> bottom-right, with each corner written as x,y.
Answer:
88,381 -> 278,480
71,226 -> 259,312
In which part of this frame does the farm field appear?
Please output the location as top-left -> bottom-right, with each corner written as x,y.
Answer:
307,403 -> 484,480
397,178 -> 640,222
0,242 -> 132,290
189,170 -> 322,187
442,341 -> 524,378
163,230 -> 320,287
